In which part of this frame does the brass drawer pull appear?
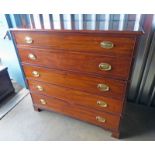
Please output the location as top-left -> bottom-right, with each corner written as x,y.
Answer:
99,63 -> 112,71
25,36 -> 33,44
100,41 -> 114,49
32,71 -> 40,77
36,85 -> 43,91
39,99 -> 46,105
97,84 -> 109,92
97,100 -> 108,108
28,53 -> 36,60
96,116 -> 106,123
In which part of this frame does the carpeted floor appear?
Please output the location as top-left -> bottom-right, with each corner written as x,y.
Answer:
0,93 -> 155,141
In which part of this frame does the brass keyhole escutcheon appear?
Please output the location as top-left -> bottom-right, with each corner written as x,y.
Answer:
28,53 -> 36,60
25,36 -> 33,44
36,85 -> 44,91
32,71 -> 40,77
100,41 -> 114,49
97,100 -> 108,108
96,116 -> 106,123
39,99 -> 46,105
99,63 -> 112,71
97,84 -> 109,92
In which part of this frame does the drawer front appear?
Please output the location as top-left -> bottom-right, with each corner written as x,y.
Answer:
19,48 -> 132,80
28,79 -> 124,114
23,65 -> 127,100
13,31 -> 136,57
31,93 -> 121,130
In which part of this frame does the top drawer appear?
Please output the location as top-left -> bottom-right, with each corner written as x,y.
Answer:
12,30 -> 136,57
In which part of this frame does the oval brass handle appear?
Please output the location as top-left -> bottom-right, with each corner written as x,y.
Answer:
25,36 -> 33,44
96,116 -> 106,123
97,100 -> 108,108
97,84 -> 109,92
100,41 -> 114,49
36,85 -> 43,91
32,71 -> 40,77
28,53 -> 36,60
99,63 -> 112,71
39,99 -> 46,105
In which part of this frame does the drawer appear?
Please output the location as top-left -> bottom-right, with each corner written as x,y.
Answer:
28,79 -> 124,114
19,48 -> 132,80
13,30 -> 136,57
31,93 -> 121,130
23,65 -> 127,100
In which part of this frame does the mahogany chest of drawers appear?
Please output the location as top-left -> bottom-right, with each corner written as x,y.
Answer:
11,29 -> 142,138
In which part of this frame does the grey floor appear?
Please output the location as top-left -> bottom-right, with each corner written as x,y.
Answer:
0,80 -> 29,119
0,92 -> 155,141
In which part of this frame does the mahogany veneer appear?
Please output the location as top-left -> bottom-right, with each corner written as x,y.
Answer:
31,93 -> 121,130
28,79 -> 124,114
23,65 -> 127,100
11,29 -> 142,138
13,30 -> 137,57
18,48 -> 132,80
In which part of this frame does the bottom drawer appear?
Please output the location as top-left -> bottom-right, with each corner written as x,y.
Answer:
31,93 -> 121,131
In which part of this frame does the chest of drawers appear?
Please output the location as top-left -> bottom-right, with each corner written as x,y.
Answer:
11,29 -> 142,138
